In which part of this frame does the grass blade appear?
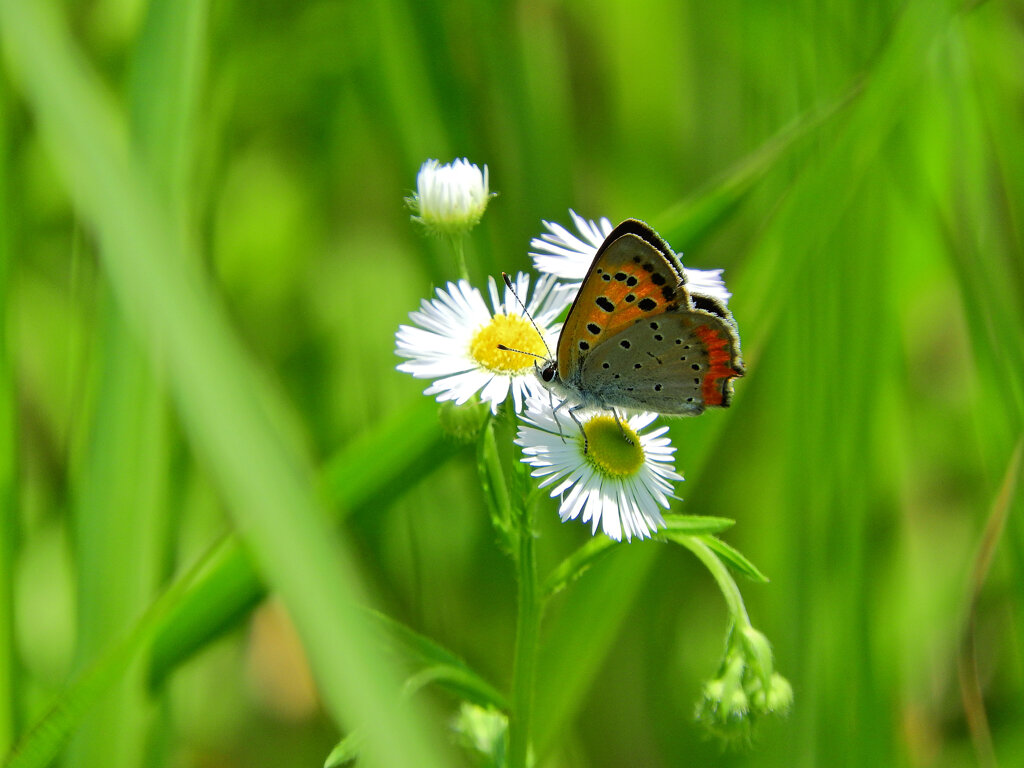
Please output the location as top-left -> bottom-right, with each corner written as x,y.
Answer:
63,308 -> 168,768
0,2 -> 451,766
0,71 -> 18,758
148,398 -> 461,687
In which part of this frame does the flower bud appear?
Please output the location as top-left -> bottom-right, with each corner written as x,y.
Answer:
407,158 -> 494,237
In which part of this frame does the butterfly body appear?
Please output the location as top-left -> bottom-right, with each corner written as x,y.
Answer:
538,219 -> 744,418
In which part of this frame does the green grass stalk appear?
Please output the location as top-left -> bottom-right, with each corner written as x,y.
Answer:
0,2 -> 452,765
0,69 -> 18,758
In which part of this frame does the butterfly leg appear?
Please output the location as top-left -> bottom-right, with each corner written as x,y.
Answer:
567,404 -> 590,454
548,390 -> 569,444
544,393 -> 577,442
609,408 -> 635,446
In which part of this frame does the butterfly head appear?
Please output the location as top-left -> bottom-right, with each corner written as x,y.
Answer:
539,360 -> 557,384
534,354 -> 591,409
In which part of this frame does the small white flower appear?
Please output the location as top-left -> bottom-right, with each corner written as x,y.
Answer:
396,273 -> 564,414
529,210 -> 733,306
529,210 -> 614,281
515,393 -> 683,542
407,158 -> 494,236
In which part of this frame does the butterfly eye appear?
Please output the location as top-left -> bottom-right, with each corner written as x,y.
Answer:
541,364 -> 556,383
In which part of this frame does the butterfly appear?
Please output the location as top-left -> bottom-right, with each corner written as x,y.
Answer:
536,219 -> 744,439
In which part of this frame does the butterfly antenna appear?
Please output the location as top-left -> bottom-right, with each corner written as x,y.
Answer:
496,344 -> 546,360
501,272 -> 553,360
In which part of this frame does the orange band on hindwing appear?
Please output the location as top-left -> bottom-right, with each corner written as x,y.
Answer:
693,324 -> 737,406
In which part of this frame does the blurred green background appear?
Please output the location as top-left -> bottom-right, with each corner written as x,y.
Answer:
2,0 -> 1023,766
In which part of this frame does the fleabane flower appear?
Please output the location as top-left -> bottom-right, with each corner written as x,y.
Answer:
406,158 -> 494,236
515,393 -> 683,542
529,209 -> 733,306
396,272 -> 563,414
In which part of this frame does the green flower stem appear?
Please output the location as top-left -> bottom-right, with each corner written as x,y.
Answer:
450,234 -> 469,282
476,405 -> 541,766
508,496 -> 540,768
678,535 -> 752,629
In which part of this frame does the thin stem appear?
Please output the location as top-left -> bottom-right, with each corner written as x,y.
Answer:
678,535 -> 752,628
508,497 -> 539,768
476,402 -> 540,766
450,234 -> 469,282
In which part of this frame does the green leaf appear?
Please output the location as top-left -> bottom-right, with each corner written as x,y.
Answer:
402,665 -> 506,711
659,514 -> 735,536
542,536 -> 618,598
695,535 -> 769,584
371,610 -> 508,710
324,732 -> 363,768
477,418 -> 514,550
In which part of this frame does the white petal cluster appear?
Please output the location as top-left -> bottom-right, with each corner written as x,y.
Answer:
395,273 -> 564,414
530,210 -> 732,306
408,158 -> 494,236
515,394 -> 683,542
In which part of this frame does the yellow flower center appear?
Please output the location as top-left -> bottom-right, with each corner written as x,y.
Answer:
469,314 -> 546,374
582,416 -> 644,477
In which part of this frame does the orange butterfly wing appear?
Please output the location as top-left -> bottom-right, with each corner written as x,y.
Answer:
557,219 -> 689,382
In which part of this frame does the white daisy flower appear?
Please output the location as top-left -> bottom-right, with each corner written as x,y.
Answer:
396,272 -> 564,414
406,158 -> 495,236
515,393 -> 683,542
529,210 -> 733,306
